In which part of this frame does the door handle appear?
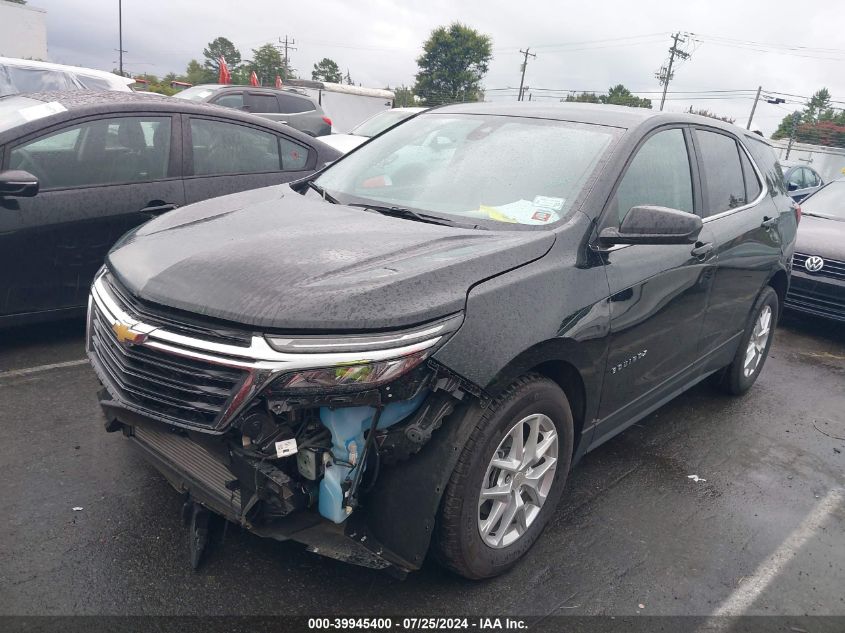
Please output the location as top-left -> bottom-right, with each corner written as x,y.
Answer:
691,241 -> 713,259
140,202 -> 178,215
761,215 -> 778,228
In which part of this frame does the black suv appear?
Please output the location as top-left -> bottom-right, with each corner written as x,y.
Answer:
87,103 -> 797,579
174,84 -> 331,136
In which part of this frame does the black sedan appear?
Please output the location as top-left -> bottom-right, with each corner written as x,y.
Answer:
0,91 -> 340,327
785,179 -> 845,321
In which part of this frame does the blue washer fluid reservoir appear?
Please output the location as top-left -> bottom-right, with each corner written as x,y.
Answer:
318,390 -> 428,523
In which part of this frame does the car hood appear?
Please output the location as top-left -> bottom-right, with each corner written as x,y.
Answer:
318,134 -> 367,154
795,214 -> 845,261
107,185 -> 555,331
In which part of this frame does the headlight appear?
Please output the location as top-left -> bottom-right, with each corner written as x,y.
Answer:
264,314 -> 462,394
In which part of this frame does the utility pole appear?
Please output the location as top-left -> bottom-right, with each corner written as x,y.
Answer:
278,35 -> 297,79
746,85 -> 762,129
656,32 -> 691,111
785,112 -> 800,160
517,48 -> 536,102
117,0 -> 125,77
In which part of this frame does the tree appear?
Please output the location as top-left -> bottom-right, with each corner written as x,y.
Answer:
183,59 -> 209,85
392,85 -> 416,107
413,22 -> 492,105
312,58 -> 342,83
687,107 -> 735,124
344,68 -> 354,85
203,37 -> 241,78
564,85 -> 651,108
771,88 -> 845,145
248,43 -> 289,86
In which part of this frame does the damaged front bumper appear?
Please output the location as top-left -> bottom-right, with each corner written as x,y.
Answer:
87,270 -> 480,574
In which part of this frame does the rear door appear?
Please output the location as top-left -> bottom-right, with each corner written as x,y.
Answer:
182,115 -> 317,204
275,92 -> 322,135
692,127 -> 783,372
0,114 -> 184,317
593,126 -> 717,445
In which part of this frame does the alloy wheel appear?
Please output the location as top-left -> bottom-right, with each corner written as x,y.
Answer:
477,413 -> 558,549
743,304 -> 772,378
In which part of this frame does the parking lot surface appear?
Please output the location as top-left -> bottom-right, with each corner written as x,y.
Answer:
0,313 -> 843,617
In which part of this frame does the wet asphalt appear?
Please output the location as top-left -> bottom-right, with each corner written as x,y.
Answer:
0,312 -> 843,617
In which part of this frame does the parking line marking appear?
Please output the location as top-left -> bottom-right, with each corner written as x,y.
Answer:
0,359 -> 89,379
712,489 -> 843,616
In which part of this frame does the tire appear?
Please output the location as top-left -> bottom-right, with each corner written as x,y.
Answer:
433,374 -> 574,579
715,286 -> 779,395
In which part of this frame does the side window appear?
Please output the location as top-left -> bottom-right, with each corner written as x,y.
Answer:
249,93 -> 280,113
190,119 -> 281,176
277,93 -> 315,113
279,137 -> 309,170
786,168 -> 802,191
803,168 -> 819,188
213,92 -> 244,109
739,145 -> 762,202
9,116 -> 171,190
613,128 -> 694,224
696,130 -> 746,216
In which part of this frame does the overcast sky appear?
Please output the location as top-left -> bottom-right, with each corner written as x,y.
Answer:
32,0 -> 845,135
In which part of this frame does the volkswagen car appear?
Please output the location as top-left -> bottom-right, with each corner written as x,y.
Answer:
785,179 -> 845,321
86,103 -> 797,579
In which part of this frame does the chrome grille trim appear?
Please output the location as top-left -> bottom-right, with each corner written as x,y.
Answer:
792,253 -> 845,281
86,271 -> 448,433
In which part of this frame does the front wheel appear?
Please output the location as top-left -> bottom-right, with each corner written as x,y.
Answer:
715,286 -> 779,395
433,374 -> 574,579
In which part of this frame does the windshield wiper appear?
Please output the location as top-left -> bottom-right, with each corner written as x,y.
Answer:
347,203 -> 487,230
304,180 -> 339,204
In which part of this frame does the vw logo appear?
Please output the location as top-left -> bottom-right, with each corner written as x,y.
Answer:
804,255 -> 825,273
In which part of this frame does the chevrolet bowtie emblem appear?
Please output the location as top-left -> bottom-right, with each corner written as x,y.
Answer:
112,321 -> 148,346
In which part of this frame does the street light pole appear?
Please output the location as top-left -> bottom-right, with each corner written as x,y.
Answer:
118,0 -> 123,77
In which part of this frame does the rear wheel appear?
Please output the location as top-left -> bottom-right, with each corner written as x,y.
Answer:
433,374 -> 574,579
715,286 -> 778,395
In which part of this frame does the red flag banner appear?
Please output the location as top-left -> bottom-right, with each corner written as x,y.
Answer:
218,56 -> 231,84
249,71 -> 259,87
275,75 -> 283,89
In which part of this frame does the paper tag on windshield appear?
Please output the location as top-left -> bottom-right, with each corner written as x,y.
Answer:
533,195 -> 564,211
275,438 -> 298,458
19,101 -> 67,123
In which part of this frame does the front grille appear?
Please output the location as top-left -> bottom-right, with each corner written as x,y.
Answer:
103,273 -> 253,348
792,253 -> 845,281
785,276 -> 845,320
133,425 -> 241,509
90,298 -> 249,429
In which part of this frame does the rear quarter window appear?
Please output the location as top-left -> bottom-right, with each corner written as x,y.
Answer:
277,93 -> 315,113
743,135 -> 786,197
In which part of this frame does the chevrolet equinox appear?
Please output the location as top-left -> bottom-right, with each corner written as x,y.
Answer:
85,103 -> 798,579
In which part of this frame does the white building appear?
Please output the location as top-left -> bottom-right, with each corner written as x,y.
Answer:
0,0 -> 48,60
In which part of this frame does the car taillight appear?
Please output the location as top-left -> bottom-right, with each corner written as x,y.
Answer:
322,116 -> 332,127
793,202 -> 802,224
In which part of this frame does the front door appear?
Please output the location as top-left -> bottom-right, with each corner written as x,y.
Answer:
592,127 -> 716,446
0,114 -> 184,318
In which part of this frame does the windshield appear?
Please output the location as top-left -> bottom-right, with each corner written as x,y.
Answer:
0,95 -> 65,134
350,109 -> 421,138
173,85 -> 223,101
802,181 -> 845,220
315,113 -> 618,227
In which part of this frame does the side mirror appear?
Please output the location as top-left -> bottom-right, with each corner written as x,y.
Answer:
0,170 -> 39,198
599,205 -> 702,246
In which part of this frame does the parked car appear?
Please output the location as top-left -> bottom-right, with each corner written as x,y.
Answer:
784,179 -> 845,321
0,90 -> 340,327
0,56 -> 133,96
85,103 -> 797,579
174,84 -> 331,137
320,107 -> 426,153
781,161 -> 824,202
